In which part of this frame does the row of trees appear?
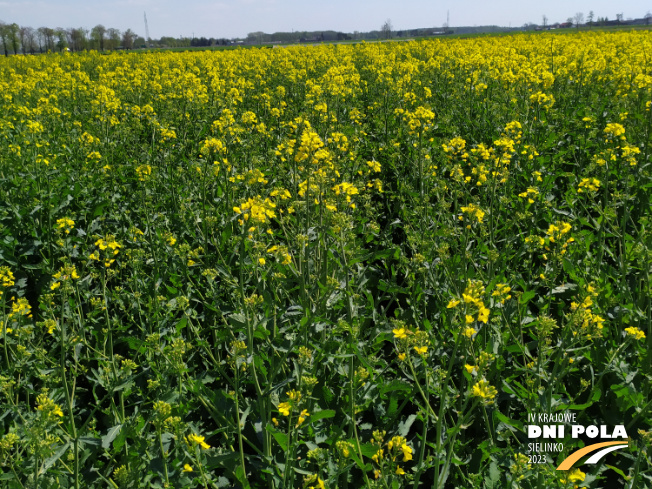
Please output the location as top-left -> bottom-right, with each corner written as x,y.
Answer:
539,11 -> 652,28
0,21 -> 140,55
190,37 -> 232,47
244,30 -> 353,44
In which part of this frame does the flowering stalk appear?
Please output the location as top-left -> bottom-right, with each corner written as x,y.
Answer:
233,345 -> 248,484
432,320 -> 464,488
348,353 -> 371,489
59,290 -> 80,489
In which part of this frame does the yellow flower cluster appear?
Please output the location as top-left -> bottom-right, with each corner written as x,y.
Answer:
0,267 -> 15,298
266,245 -> 292,266
392,322 -> 430,358
186,433 -> 211,450
35,392 -> 64,422
547,221 -> 574,254
471,379 -> 498,404
91,236 -> 122,267
491,283 -> 512,305
50,264 -> 80,290
510,453 -> 531,481
624,327 -> 646,341
560,468 -> 585,488
529,91 -> 555,110
465,352 -> 495,376
570,289 -> 605,341
604,122 -> 626,141
294,130 -> 325,164
387,435 -> 413,463
0,433 -> 19,451
55,217 -> 75,235
460,204 -> 485,224
9,297 -> 32,320
503,120 -> 522,142
443,137 -> 468,159
135,164 -> 152,181
447,280 -> 491,340
303,474 -> 326,489
200,137 -> 226,156
401,105 -> 435,135
369,431 -> 413,478
518,187 -> 539,204
233,196 -> 276,226
278,389 -> 302,418
578,177 -> 600,193
332,182 -> 359,204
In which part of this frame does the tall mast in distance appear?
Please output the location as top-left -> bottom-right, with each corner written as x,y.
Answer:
144,12 -> 151,46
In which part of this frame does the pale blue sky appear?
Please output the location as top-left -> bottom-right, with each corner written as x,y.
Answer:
0,0 -> 650,39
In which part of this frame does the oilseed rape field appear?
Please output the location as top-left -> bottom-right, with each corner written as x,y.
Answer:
0,29 -> 651,488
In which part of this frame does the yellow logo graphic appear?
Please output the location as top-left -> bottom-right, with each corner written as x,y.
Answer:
556,440 -> 630,471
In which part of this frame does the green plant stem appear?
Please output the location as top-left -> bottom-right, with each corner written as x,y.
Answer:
60,291 -> 79,489
234,368 -> 248,483
157,427 -> 170,486
433,328 -> 463,489
349,353 -> 372,489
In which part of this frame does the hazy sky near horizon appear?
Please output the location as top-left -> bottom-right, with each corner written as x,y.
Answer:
1,0 -> 650,39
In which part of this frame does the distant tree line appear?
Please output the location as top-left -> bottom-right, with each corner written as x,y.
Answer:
244,30 -> 353,44
190,37 -> 232,47
524,11 -> 652,31
0,20 -> 142,55
0,18 -> 241,55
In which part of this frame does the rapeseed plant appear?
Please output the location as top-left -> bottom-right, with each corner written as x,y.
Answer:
0,29 -> 650,489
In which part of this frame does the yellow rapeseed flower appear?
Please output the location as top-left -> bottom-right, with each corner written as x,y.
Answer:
296,409 -> 310,426
471,379 -> 497,402
463,327 -> 476,338
414,345 -> 428,355
187,434 -> 210,450
393,328 -> 408,339
278,402 -> 291,416
625,327 -> 645,341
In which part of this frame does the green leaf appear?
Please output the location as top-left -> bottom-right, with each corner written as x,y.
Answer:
40,442 -> 71,474
206,452 -> 240,471
229,313 -> 247,326
235,465 -> 252,488
379,380 -> 412,395
175,317 -> 187,332
398,414 -> 417,437
102,424 -> 123,449
359,442 -> 380,458
519,290 -> 536,305
80,436 -> 102,447
387,395 -> 399,417
269,427 -> 288,451
484,461 -> 500,489
551,283 -> 577,295
309,409 -> 336,423
605,464 -> 630,480
493,410 -> 523,431
92,201 -> 109,217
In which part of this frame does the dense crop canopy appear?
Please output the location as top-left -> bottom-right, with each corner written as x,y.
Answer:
0,30 -> 651,489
